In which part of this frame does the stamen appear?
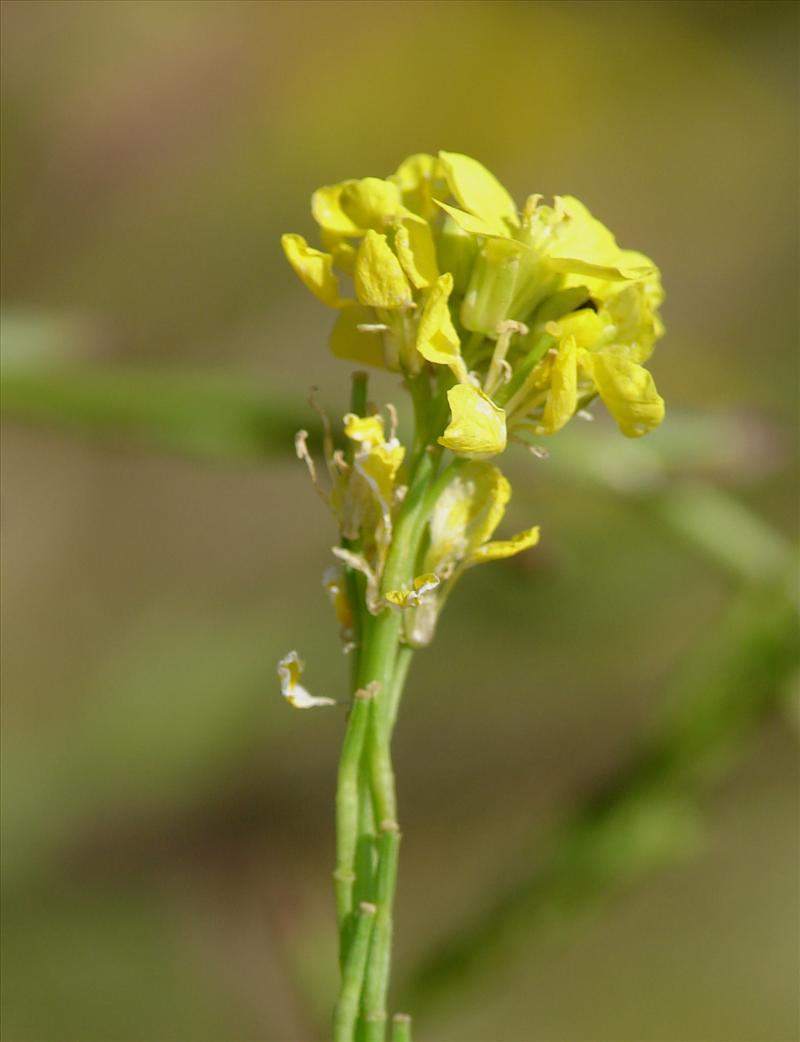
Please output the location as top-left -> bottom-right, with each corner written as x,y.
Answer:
485,320 -> 528,397
385,402 -> 399,442
294,429 -> 328,502
294,429 -> 317,482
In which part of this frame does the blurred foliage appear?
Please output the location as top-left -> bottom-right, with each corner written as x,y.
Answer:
1,313 -> 323,460
1,2 -> 798,1041
403,582 -> 799,1015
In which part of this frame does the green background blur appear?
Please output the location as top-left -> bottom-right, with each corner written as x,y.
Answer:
1,2 -> 798,1041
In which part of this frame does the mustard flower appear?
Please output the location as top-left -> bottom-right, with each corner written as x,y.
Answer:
282,151 -> 665,458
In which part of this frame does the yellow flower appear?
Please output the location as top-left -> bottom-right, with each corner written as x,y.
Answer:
390,153 -> 444,221
536,336 -> 578,435
311,177 -> 403,236
469,526 -> 540,564
278,651 -> 336,708
439,384 -> 507,458
282,151 -> 665,451
394,216 -> 439,289
281,233 -> 347,308
416,273 -> 467,380
578,349 -> 665,437
343,413 -> 386,447
340,412 -> 405,538
329,305 -> 385,368
426,461 -> 511,570
402,460 -> 539,646
385,573 -> 440,609
354,230 -> 413,310
438,151 -> 519,234
528,281 -> 666,438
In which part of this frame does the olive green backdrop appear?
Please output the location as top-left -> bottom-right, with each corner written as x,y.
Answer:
1,2 -> 798,1041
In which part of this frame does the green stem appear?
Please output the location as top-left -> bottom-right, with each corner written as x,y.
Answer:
335,690 -> 375,952
343,448 -> 440,1039
336,387 -> 443,1039
367,446 -> 442,822
335,371 -> 373,961
333,902 -> 377,1042
387,644 -> 414,734
352,766 -> 377,917
361,824 -> 402,1041
390,1014 -> 412,1042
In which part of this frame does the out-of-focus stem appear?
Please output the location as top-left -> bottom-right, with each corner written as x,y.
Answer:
390,1014 -> 412,1042
387,645 -> 414,734
362,823 -> 402,1042
335,689 -> 376,952
352,767 -> 377,921
333,902 -> 377,1042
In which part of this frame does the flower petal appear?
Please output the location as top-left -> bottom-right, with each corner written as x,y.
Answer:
330,305 -> 385,368
579,349 -> 665,437
312,183 -> 363,236
394,216 -> 439,288
281,233 -> 347,308
548,196 -> 657,286
277,651 -> 336,708
426,460 -> 511,573
390,153 -> 444,219
321,229 -> 357,275
439,384 -> 507,458
439,151 -> 519,229
434,199 -> 510,239
468,525 -> 540,565
536,336 -> 578,435
344,412 -> 385,446
385,572 -> 440,608
416,273 -> 466,377
340,177 -> 403,230
354,230 -> 413,310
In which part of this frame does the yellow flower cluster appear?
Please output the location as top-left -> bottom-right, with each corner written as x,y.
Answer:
282,151 -> 665,457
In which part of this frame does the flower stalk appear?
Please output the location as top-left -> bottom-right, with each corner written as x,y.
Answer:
278,151 -> 666,1040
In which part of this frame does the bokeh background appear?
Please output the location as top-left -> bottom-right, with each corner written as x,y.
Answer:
1,2 -> 798,1040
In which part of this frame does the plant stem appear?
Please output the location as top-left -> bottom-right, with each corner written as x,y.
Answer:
387,644 -> 414,734
361,823 -> 401,1041
390,1014 -> 413,1042
352,767 -> 377,918
333,902 -> 377,1042
335,384 -> 443,1040
334,689 -> 375,951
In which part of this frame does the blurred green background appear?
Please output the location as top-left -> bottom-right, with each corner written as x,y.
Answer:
1,2 -> 798,1040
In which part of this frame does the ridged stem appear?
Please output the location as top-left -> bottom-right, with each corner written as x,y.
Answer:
333,902 -> 377,1042
390,1014 -> 412,1042
361,823 -> 401,1041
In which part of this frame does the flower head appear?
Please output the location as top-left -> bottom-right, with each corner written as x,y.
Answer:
283,151 -> 665,456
